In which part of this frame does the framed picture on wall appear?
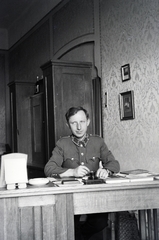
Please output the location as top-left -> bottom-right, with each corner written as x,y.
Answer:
119,90 -> 135,120
121,64 -> 131,81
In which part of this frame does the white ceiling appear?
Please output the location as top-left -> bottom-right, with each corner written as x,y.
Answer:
0,0 -> 61,29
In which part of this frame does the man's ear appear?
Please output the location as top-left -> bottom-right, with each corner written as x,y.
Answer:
87,118 -> 90,126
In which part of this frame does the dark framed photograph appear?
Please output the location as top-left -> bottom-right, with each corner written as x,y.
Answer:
119,90 -> 135,120
121,64 -> 131,81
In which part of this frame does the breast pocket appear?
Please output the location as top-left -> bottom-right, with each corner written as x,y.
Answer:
86,154 -> 101,171
91,156 -> 101,163
63,151 -> 79,166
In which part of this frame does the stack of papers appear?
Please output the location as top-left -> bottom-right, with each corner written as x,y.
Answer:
121,169 -> 151,175
105,175 -> 130,183
127,175 -> 154,182
105,169 -> 155,184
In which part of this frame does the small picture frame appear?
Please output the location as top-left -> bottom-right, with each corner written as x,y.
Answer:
119,90 -> 135,120
121,64 -> 131,81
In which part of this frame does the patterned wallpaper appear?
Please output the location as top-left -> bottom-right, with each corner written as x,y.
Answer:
100,0 -> 159,172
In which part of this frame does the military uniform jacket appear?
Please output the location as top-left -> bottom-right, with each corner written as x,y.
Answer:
44,134 -> 120,177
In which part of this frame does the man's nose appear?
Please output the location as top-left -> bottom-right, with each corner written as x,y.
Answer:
77,123 -> 81,130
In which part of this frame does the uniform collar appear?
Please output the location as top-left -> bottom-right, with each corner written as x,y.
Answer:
71,133 -> 90,147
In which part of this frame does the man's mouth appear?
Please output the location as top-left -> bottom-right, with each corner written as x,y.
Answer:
76,131 -> 83,134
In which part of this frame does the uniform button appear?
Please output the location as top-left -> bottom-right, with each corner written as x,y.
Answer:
81,153 -> 84,156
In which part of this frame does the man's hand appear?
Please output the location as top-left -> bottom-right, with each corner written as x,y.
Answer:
73,165 -> 90,177
96,168 -> 109,179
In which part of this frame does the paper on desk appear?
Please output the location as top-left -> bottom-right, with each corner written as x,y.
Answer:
47,177 -> 83,185
106,172 -> 154,184
120,169 -> 152,175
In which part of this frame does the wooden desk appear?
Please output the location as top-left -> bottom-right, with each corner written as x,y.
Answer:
0,181 -> 159,240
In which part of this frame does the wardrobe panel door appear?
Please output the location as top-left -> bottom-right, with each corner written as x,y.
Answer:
53,64 -> 94,141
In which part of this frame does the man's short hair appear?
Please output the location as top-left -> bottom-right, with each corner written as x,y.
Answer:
65,106 -> 89,123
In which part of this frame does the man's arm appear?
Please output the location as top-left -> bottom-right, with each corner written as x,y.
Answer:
100,140 -> 120,173
44,143 -> 67,177
59,165 -> 90,178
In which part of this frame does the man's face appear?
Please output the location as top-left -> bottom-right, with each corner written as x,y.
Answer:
68,110 -> 90,139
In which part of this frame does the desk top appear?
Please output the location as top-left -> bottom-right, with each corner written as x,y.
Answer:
0,180 -> 159,199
